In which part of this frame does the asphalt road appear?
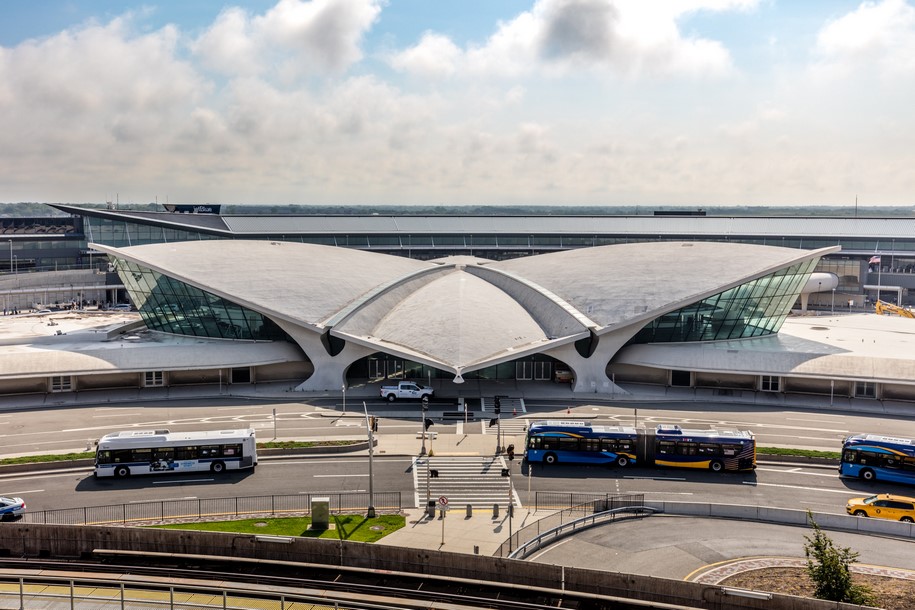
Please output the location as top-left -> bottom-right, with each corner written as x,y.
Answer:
2,396 -> 911,455
4,396 -> 915,520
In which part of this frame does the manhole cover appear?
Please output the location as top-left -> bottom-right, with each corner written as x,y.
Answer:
370,525 -> 385,531
810,326 -> 829,331
254,522 -> 269,527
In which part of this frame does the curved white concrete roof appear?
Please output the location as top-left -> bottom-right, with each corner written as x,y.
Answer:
92,240 -> 836,375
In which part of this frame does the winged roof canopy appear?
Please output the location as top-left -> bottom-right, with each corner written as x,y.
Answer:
92,240 -> 836,375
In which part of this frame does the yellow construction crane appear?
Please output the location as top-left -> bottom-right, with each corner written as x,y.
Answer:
875,300 -> 915,319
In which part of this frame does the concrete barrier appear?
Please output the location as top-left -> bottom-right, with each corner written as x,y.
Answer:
646,501 -> 915,538
0,523 -> 872,610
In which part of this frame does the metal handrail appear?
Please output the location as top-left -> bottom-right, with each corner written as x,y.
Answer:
508,505 -> 660,559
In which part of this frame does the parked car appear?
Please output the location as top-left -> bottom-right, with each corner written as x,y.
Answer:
111,304 -> 133,311
846,493 -> 915,522
0,496 -> 26,520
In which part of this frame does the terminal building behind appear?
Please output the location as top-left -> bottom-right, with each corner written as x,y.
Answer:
1,203 -> 914,405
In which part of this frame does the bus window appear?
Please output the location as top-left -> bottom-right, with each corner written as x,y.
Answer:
698,443 -> 720,456
200,445 -> 220,458
658,440 -> 676,455
677,442 -> 698,456
131,448 -> 152,462
223,444 -> 242,457
175,446 -> 198,460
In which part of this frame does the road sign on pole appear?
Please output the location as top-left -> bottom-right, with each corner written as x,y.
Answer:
438,496 -> 448,506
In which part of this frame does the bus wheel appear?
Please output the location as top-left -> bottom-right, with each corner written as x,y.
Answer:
709,460 -> 724,473
211,461 -> 226,474
860,468 -> 876,481
114,466 -> 129,478
616,455 -> 629,467
854,510 -> 868,517
544,453 -> 558,465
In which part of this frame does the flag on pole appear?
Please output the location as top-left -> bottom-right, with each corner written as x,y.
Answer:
869,255 -> 881,264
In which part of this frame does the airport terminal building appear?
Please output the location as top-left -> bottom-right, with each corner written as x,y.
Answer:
1,204 -> 914,404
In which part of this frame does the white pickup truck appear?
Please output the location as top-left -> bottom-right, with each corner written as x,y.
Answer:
380,381 -> 434,402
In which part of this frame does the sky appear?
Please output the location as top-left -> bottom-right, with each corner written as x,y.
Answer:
2,0 -> 915,207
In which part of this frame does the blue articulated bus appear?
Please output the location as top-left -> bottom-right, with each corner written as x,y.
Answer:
840,433 -> 915,484
524,420 -> 638,467
653,425 -> 756,472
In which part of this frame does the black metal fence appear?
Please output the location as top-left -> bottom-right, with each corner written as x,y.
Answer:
494,493 -> 645,557
20,492 -> 402,526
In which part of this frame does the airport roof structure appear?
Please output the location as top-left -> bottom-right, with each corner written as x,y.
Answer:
90,239 -> 836,390
50,204 -> 915,248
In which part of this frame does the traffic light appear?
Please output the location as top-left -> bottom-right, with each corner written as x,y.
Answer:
494,396 -> 501,414
424,418 -> 434,430
489,417 -> 498,428
421,395 -> 429,412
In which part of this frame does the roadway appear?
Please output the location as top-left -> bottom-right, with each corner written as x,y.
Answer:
4,395 -> 915,518
2,395 -> 908,456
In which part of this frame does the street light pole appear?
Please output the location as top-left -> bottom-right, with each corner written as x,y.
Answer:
362,401 -> 375,517
831,288 -> 835,314
7,240 -> 11,273
342,384 -> 346,413
420,395 -> 428,456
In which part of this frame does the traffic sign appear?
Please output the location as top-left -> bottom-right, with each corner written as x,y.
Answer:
438,495 -> 448,505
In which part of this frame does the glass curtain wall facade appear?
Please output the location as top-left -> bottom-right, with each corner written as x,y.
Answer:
627,260 -> 816,345
112,259 -> 293,342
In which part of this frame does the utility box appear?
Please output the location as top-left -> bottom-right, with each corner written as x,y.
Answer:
311,497 -> 330,530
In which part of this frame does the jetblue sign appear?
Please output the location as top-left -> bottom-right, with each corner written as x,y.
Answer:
163,204 -> 221,214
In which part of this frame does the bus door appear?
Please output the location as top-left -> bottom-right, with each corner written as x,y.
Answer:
638,428 -> 656,465
516,361 -> 533,380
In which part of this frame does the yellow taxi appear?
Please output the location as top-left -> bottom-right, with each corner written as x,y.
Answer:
846,493 -> 915,522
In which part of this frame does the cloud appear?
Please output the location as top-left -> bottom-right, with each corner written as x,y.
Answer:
387,32 -> 462,79
813,0 -> 915,78
194,0 -> 383,77
390,0 -> 751,79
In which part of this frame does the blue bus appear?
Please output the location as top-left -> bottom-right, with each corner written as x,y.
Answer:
840,433 -> 915,484
654,425 -> 756,472
524,422 -> 755,471
525,420 -> 637,467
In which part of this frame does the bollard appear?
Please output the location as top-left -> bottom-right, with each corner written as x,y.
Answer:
466,504 -> 472,518
492,503 -> 500,519
426,500 -> 436,518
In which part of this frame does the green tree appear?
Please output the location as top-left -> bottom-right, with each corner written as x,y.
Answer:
803,511 -> 876,605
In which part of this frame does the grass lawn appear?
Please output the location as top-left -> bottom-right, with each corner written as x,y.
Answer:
152,514 -> 405,542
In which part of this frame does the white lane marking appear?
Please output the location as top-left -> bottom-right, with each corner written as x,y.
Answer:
0,489 -> 44,495
742,481 -> 851,494
299,490 -> 366,493
93,407 -> 141,411
129,496 -> 197,503
313,474 -> 368,478
626,491 -> 694,495
92,414 -> 141,418
623,476 -> 686,481
152,479 -> 214,484
786,417 -> 845,423
756,467 -> 839,478
530,537 -> 572,561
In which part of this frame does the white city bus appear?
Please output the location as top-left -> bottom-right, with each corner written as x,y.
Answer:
94,429 -> 257,478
